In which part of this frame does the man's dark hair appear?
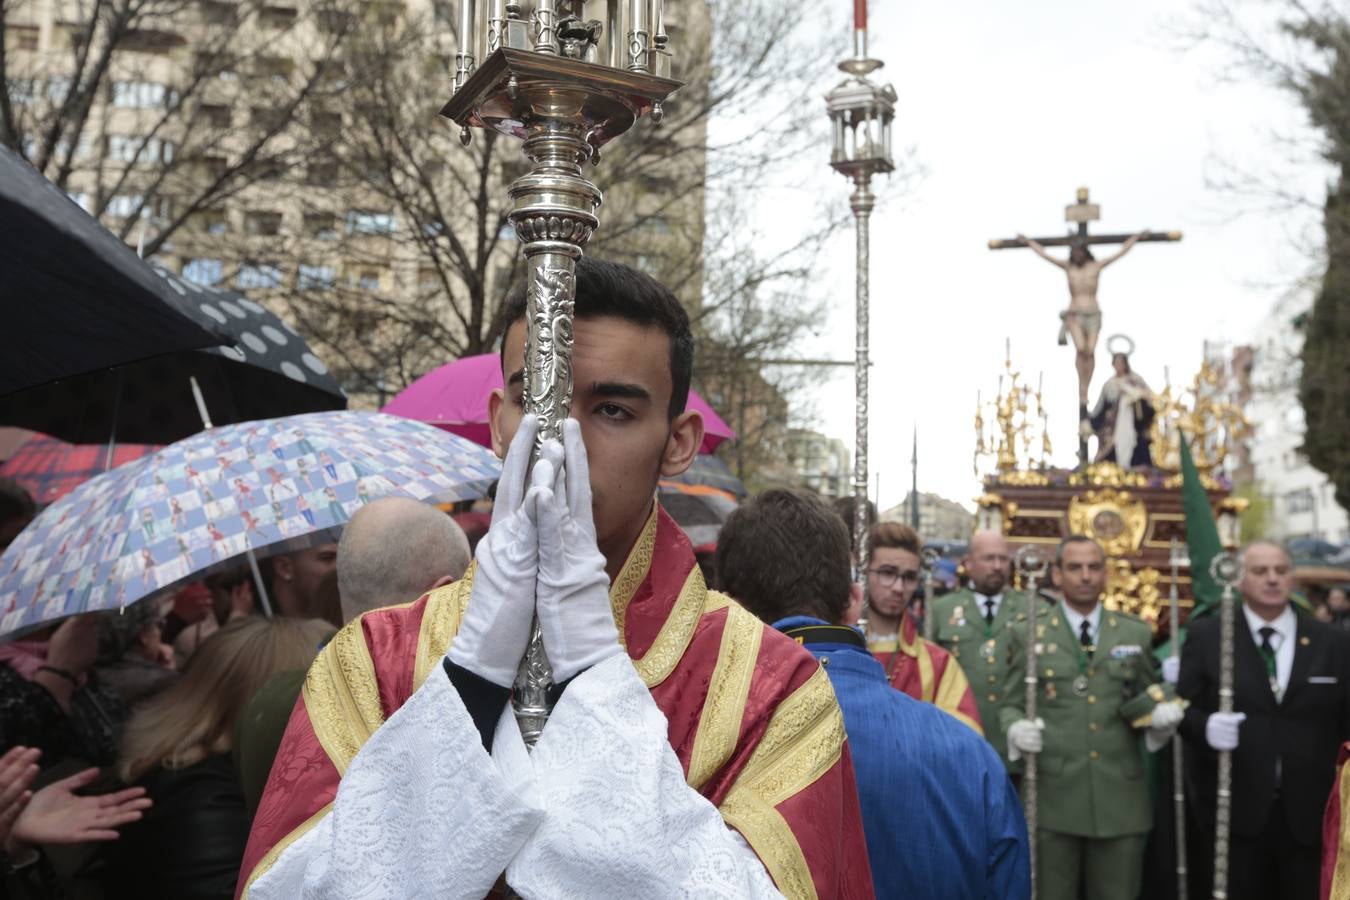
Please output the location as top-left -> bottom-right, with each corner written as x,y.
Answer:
498,257 -> 694,419
1055,535 -> 1105,567
831,495 -> 877,555
716,488 -> 852,625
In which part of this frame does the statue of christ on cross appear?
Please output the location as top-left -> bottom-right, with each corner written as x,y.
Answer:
990,187 -> 1182,463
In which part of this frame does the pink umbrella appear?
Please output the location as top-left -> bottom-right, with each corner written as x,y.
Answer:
382,353 -> 736,454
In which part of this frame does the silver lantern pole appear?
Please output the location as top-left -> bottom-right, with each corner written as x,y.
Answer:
826,0 -> 895,583
1168,538 -> 1189,900
1210,552 -> 1243,899
441,1 -> 680,747
1015,544 -> 1049,898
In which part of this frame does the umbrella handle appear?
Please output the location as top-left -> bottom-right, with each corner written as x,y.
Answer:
246,547 -> 273,617
190,376 -> 213,430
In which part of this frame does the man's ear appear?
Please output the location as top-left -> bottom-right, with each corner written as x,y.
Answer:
1050,565 -> 1063,589
660,409 -> 704,478
841,582 -> 864,626
274,555 -> 295,583
487,388 -> 507,460
428,573 -> 456,591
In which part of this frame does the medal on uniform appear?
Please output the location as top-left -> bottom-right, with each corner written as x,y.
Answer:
1072,674 -> 1089,696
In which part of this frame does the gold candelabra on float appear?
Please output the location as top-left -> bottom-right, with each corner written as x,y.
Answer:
973,340 -> 1052,480
1149,360 -> 1251,486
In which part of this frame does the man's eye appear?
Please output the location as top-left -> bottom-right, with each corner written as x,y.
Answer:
597,403 -> 631,420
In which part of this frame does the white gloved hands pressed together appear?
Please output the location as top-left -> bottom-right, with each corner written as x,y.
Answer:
536,419 -> 621,683
1006,718 -> 1044,761
448,416 -> 559,687
1161,655 -> 1180,685
1205,711 -> 1246,752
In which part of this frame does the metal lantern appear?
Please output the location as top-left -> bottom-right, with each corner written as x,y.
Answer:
825,0 -> 894,577
440,0 -> 681,747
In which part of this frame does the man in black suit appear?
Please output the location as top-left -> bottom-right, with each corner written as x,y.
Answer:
1178,540 -> 1350,900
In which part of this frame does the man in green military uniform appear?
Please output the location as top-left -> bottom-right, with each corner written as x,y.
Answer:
1001,535 -> 1184,900
931,530 -> 1030,762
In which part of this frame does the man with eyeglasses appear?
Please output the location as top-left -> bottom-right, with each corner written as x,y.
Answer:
929,531 -> 1039,764
864,522 -> 983,733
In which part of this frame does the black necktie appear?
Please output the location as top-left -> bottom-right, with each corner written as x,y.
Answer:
984,599 -> 996,625
1258,626 -> 1279,695
1080,619 -> 1093,652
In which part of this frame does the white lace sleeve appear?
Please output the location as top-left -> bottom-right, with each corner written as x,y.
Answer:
506,654 -> 785,899
247,669 -> 544,900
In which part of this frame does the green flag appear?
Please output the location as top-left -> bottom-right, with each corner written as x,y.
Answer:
1157,434 -> 1223,662
1181,433 -> 1223,619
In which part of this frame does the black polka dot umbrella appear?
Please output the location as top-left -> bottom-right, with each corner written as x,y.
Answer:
0,266 -> 346,444
0,145 -> 229,397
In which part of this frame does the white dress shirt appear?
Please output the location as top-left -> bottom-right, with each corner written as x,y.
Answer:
1061,601 -> 1102,647
1243,602 -> 1297,699
974,591 -> 1004,622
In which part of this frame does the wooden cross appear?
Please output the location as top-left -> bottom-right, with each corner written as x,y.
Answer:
988,187 -> 1182,466
988,186 -> 1182,252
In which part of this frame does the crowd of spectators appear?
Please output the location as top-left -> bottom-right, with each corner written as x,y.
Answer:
0,479 -> 471,899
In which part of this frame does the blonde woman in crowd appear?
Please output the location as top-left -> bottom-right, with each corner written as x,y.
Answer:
104,616 -> 333,900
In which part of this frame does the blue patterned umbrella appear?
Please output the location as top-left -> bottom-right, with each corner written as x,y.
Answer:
0,411 -> 500,637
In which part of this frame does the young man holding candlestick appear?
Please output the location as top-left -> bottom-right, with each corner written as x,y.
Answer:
237,259 -> 872,899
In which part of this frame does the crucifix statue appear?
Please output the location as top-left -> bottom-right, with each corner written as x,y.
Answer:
990,187 -> 1181,463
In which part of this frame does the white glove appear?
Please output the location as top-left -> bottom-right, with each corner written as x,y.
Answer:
448,416 -> 558,687
1144,700 -> 1185,752
1006,718 -> 1044,761
1149,699 -> 1184,731
1161,655 -> 1180,685
536,419 -> 621,683
1205,711 -> 1246,752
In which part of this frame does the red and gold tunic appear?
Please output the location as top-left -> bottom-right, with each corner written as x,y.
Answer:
868,611 -> 984,736
237,506 -> 873,899
1322,741 -> 1350,900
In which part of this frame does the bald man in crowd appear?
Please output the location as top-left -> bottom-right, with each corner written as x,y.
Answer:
336,496 -> 472,619
1179,540 -> 1350,900
929,530 -> 1034,762
235,498 -> 471,811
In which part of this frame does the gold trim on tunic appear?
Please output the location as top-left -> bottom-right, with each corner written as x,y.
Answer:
240,802 -> 334,899
687,602 -> 763,790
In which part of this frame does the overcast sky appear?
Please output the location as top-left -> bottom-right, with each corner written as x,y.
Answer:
733,0 -> 1333,513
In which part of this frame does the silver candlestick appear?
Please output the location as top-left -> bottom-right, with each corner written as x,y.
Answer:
826,0 -> 895,582
441,0 -> 680,747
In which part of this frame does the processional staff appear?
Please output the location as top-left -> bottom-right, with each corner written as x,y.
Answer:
1210,552 -> 1243,899
920,546 -> 940,642
440,0 -> 680,746
1168,538 -> 1189,900
1015,544 -> 1049,897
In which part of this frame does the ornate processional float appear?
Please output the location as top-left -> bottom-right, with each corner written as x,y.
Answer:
440,0 -> 681,745
971,341 -> 1250,632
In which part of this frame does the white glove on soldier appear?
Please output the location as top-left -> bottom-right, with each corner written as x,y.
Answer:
448,416 -> 559,687
1006,718 -> 1044,761
536,419 -> 621,683
1205,711 -> 1246,752
1161,655 -> 1180,685
1144,700 -> 1186,751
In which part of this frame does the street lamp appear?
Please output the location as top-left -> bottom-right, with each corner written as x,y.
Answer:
826,0 -> 894,575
